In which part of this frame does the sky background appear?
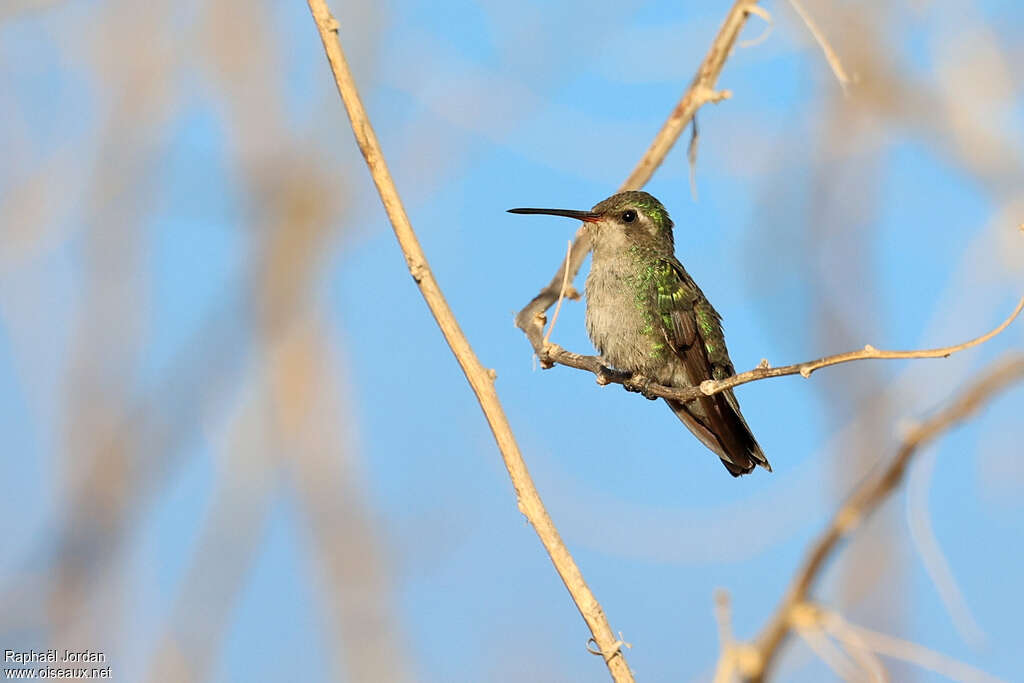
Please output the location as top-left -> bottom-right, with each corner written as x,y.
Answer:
1,0 -> 1023,681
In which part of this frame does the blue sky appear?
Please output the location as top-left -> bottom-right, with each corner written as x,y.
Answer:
1,0 -> 1023,681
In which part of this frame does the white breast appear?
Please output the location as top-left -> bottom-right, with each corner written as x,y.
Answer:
584,258 -> 660,375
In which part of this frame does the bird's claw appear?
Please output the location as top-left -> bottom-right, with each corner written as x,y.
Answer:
626,373 -> 660,400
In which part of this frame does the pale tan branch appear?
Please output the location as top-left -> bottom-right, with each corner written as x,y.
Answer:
793,624 -> 865,681
736,355 -> 1024,682
544,240 -> 574,347
712,589 -> 738,683
514,0 -> 761,353
305,2 -> 633,681
791,603 -> 889,683
817,604 -> 1005,683
620,0 -> 757,191
786,0 -> 852,92
738,6 -> 774,49
906,439 -> 986,646
534,295 -> 1023,404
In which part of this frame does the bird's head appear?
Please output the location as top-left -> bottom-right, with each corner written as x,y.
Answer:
508,190 -> 674,256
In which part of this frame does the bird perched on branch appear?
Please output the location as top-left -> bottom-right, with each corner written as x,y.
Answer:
509,191 -> 770,476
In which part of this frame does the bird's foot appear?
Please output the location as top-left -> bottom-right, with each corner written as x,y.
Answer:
596,364 -> 631,386
625,373 -> 660,400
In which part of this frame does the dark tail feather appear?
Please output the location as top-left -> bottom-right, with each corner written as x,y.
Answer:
666,390 -> 771,477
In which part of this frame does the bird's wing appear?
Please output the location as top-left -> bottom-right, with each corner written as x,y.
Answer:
655,257 -> 731,375
657,257 -> 769,476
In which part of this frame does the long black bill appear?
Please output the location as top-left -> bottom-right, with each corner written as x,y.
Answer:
507,207 -> 600,222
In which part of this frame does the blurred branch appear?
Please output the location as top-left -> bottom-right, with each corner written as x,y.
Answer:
730,355 -> 1024,682
713,589 -> 750,683
811,604 -> 891,683
792,614 -> 864,681
907,428 -> 986,647
146,388 -> 275,683
515,0 -> 761,354
0,0 -> 66,21
306,2 -> 634,681
786,0 -> 851,92
533,294 -> 1022,403
273,320 -> 413,682
815,604 -> 1007,683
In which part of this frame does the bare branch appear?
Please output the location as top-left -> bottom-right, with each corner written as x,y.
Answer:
786,0 -> 852,92
536,294 -> 1023,403
796,604 -> 1006,683
818,606 -> 1007,683
712,589 -> 738,683
515,0 -> 762,355
736,355 -> 1024,682
687,117 -> 701,201
790,603 -> 890,682
793,620 -> 865,681
906,436 -> 986,647
544,240 -> 574,347
739,6 -> 774,49
305,2 -> 634,680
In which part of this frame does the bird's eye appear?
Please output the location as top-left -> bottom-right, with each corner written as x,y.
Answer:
622,209 -> 637,223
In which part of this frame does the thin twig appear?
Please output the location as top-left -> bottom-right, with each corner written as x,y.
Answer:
906,437 -> 986,647
687,116 -> 700,201
514,0 -> 761,356
305,3 -> 634,681
793,625 -> 865,681
544,240 -> 573,347
712,589 -> 738,683
739,5 -> 774,49
817,605 -> 1006,683
831,628 -> 891,683
791,603 -> 888,683
787,0 -> 852,93
620,0 -> 752,191
714,589 -> 736,654
535,294 -> 1023,403
736,355 -> 1024,682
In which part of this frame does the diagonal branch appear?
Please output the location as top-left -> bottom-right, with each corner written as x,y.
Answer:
306,2 -> 634,681
734,355 -> 1024,682
515,0 -> 763,353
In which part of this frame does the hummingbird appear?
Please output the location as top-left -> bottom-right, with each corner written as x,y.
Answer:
509,191 -> 770,476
